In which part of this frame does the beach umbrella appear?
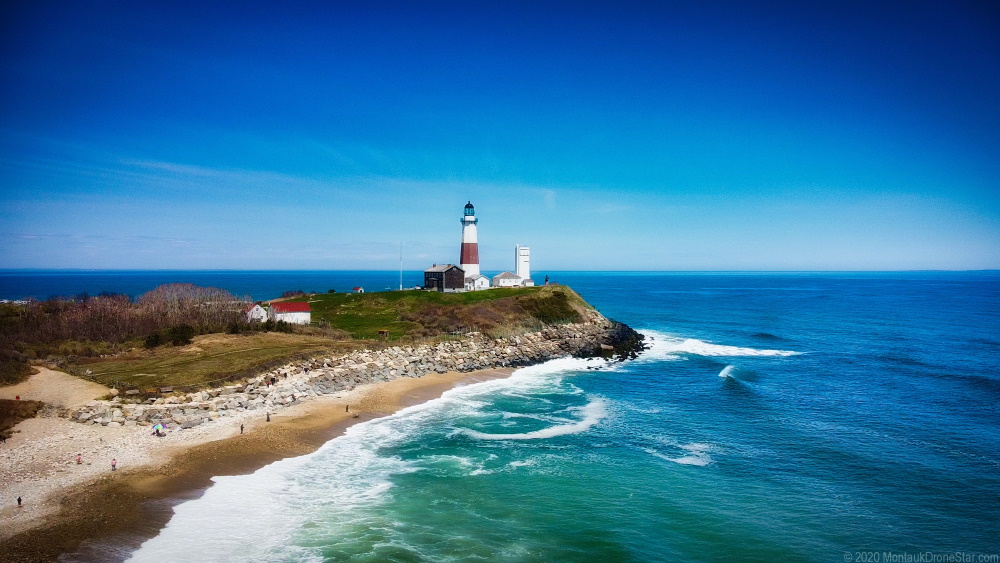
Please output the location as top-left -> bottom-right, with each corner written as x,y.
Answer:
152,423 -> 164,432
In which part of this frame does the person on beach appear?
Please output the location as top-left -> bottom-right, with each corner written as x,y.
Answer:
346,404 -> 350,412
17,496 -> 21,507
266,412 -> 271,422
111,458 -> 117,471
240,424 -> 244,434
76,453 -> 82,464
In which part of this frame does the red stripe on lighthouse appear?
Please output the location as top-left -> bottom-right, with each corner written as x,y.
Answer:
460,243 -> 479,265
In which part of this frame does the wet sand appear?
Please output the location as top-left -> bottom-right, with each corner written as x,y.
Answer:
0,368 -> 513,562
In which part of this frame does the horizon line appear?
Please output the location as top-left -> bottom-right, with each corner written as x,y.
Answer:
1,268 -> 998,274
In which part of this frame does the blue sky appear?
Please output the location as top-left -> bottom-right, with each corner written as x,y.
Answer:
1,1 -> 998,271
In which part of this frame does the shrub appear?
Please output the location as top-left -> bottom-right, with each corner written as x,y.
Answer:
144,333 -> 163,348
166,324 -> 195,346
0,355 -> 33,386
1,399 -> 45,438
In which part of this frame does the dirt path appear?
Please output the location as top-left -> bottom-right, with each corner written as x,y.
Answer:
0,367 -> 109,408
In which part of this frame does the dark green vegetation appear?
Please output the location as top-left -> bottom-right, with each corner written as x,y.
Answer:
0,283 -> 593,392
0,399 -> 45,439
288,284 -> 590,340
1,304 -> 40,385
0,349 -> 35,385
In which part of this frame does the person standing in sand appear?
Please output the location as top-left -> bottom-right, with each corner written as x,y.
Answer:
111,458 -> 117,471
76,453 -> 82,464
17,496 -> 22,507
240,423 -> 244,434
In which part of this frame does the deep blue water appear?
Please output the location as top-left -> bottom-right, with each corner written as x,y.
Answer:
14,271 -> 998,561
0,270 -> 426,301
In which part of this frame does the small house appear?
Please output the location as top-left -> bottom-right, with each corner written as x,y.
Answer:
492,271 -> 523,288
424,264 -> 465,292
465,274 -> 490,291
245,303 -> 268,322
270,302 -> 311,325
352,287 -> 365,293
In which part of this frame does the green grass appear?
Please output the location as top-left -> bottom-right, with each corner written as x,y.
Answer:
289,285 -> 591,339
62,285 -> 593,392
74,332 -> 366,391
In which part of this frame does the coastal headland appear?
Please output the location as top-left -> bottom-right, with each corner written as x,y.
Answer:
0,290 -> 644,561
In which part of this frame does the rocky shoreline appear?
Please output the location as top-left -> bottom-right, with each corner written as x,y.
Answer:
66,313 -> 645,431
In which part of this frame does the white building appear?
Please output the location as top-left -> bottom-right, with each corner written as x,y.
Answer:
492,271 -> 523,288
465,274 -> 490,291
270,302 -> 311,325
245,304 -> 268,322
515,245 -> 534,286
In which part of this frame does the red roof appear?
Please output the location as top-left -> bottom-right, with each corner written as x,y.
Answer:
271,302 -> 311,313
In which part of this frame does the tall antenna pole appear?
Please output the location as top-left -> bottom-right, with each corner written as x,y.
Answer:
399,241 -> 403,291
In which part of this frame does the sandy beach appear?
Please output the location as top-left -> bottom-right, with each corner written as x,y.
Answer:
0,366 -> 514,561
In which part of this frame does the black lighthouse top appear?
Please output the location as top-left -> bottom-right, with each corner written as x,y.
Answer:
464,201 -> 475,216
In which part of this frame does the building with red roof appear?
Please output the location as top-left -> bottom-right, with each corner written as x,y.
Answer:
270,301 -> 311,325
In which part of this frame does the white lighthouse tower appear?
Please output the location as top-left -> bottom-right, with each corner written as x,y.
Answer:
515,245 -> 530,280
459,201 -> 480,277
515,245 -> 534,286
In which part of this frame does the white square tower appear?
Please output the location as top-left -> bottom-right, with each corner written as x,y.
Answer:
515,245 -> 530,283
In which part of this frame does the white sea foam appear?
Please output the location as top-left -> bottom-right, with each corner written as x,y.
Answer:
129,355 -> 601,561
127,422 -> 413,562
460,398 -> 607,440
501,411 -> 575,424
638,330 -> 801,361
501,391 -> 555,403
646,442 -> 716,466
508,459 -> 538,468
719,365 -> 737,378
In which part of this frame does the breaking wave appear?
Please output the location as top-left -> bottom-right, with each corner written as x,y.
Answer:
638,330 -> 801,361
460,399 -> 607,440
646,442 -> 716,466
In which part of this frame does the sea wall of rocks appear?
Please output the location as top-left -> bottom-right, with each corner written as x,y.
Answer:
65,314 -> 640,431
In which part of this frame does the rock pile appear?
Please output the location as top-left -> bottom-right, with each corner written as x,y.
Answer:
66,314 -> 636,431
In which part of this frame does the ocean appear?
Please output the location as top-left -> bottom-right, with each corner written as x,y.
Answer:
7,271 -> 1000,561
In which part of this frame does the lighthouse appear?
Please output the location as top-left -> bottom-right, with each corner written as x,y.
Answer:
459,201 -> 480,277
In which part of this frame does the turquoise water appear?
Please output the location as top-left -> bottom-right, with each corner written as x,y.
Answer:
30,271 -> 997,561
